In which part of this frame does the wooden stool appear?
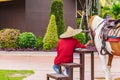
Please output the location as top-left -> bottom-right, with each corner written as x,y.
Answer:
60,63 -> 81,80
47,73 -> 69,80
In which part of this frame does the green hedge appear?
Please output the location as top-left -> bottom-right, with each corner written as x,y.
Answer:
0,28 -> 20,48
17,32 -> 37,49
74,32 -> 86,44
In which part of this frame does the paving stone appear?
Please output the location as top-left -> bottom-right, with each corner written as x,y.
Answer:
0,51 -> 119,80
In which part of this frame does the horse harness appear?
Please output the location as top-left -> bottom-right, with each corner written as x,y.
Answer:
100,18 -> 120,55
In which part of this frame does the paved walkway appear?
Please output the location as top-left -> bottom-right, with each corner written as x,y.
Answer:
0,51 -> 120,80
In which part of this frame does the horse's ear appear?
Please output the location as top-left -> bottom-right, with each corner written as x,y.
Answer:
88,15 -> 96,21
88,15 -> 95,27
88,15 -> 92,19
88,15 -> 93,24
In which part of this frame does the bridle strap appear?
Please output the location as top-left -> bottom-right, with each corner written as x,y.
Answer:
89,19 -> 105,42
94,19 -> 106,32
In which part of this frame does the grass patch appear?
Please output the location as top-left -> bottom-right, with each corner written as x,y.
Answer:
0,69 -> 34,80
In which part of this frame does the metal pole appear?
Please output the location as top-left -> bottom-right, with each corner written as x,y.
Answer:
84,0 -> 89,43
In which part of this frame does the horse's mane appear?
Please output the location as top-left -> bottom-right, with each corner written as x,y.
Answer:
88,15 -> 104,29
88,15 -> 97,27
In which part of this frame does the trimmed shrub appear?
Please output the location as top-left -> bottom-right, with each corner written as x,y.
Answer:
17,32 -> 36,49
74,32 -> 86,44
77,18 -> 81,28
43,43 -> 52,50
43,15 -> 58,50
0,28 -> 20,48
35,36 -> 43,50
50,0 -> 66,37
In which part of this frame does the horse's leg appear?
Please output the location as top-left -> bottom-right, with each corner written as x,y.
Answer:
94,29 -> 113,80
107,54 -> 113,67
95,42 -> 112,80
98,54 -> 112,80
107,54 -> 113,80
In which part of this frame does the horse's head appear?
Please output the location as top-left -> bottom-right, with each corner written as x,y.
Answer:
88,15 -> 104,32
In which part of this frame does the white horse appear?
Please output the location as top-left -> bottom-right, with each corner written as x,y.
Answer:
88,15 -> 120,80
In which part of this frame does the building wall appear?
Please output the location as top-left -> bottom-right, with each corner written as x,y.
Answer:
26,0 -> 50,37
0,0 -> 25,32
0,0 -> 77,37
26,0 -> 77,37
63,0 -> 77,28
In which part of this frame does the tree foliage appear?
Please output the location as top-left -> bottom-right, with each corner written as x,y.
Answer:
101,1 -> 120,18
50,0 -> 66,37
43,15 -> 58,50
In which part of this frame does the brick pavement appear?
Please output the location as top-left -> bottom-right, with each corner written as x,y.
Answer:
0,51 -> 119,80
